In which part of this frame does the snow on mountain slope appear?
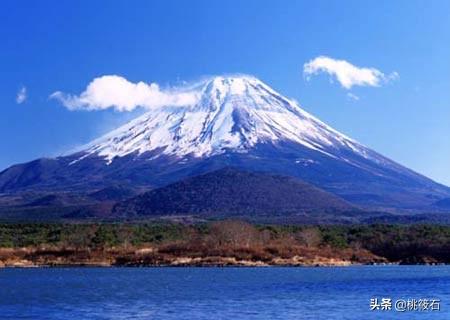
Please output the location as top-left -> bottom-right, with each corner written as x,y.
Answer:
1,75 -> 449,211
79,75 -> 387,168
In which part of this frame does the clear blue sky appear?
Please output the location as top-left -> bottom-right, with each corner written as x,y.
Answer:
1,1 -> 449,185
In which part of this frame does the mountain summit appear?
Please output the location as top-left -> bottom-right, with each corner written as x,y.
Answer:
83,75 -> 373,163
0,75 -> 449,210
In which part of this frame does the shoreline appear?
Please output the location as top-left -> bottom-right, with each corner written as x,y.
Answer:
0,262 -> 402,268
2,248 -> 445,268
0,256 -> 361,268
3,262 -> 448,268
0,245 -> 389,268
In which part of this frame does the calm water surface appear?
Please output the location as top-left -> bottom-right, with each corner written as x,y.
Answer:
0,266 -> 449,319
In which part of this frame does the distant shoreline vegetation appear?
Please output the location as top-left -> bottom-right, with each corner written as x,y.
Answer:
0,221 -> 448,267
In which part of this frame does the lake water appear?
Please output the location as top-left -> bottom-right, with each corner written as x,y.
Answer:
0,266 -> 449,319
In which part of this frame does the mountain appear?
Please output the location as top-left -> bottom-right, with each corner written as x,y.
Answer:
88,185 -> 139,201
434,198 -> 450,210
113,168 -> 355,218
0,75 -> 449,211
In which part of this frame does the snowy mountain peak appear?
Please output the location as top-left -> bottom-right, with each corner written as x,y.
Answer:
79,75 -> 371,163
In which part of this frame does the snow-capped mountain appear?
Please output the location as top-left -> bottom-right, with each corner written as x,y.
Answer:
1,75 -> 449,210
82,76 -> 376,164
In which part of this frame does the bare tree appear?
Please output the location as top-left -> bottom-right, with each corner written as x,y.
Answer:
295,228 -> 322,248
208,220 -> 261,248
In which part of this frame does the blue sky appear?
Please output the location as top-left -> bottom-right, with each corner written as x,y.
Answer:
1,1 -> 450,185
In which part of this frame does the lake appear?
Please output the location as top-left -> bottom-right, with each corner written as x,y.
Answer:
0,266 -> 449,319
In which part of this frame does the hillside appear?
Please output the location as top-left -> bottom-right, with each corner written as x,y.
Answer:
113,168 -> 354,218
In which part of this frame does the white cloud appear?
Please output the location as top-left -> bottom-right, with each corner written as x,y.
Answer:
50,75 -> 201,112
303,56 -> 398,89
16,86 -> 27,104
346,92 -> 360,101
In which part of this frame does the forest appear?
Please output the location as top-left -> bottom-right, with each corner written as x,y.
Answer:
0,221 -> 448,266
